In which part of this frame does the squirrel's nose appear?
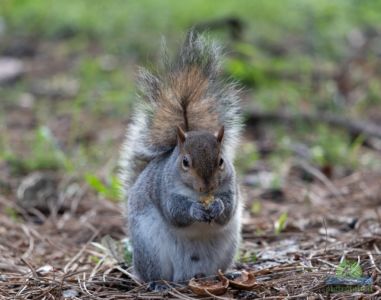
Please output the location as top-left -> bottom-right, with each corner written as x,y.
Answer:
209,184 -> 216,192
198,186 -> 206,193
198,183 -> 216,193
197,182 -> 208,193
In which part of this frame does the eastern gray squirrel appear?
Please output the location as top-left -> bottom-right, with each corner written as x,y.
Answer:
119,31 -> 243,283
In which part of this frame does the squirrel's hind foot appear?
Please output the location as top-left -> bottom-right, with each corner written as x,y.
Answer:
147,281 -> 182,293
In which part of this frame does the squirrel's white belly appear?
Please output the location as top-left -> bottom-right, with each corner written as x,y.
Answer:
132,200 -> 242,282
168,207 -> 241,281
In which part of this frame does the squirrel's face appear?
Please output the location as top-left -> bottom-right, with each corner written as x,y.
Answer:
176,126 -> 228,194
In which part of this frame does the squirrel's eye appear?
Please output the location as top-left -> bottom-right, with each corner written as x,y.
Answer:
219,158 -> 224,169
182,156 -> 190,170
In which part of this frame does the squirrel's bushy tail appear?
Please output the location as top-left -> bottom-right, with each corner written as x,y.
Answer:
120,31 -> 242,195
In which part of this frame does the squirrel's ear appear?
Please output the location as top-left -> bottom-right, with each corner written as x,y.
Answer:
215,126 -> 224,143
176,126 -> 186,144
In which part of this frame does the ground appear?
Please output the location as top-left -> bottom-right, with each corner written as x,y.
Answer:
1,1 -> 381,299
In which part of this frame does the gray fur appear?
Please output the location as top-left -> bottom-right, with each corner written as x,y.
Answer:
127,147 -> 242,282
119,31 -> 242,197
119,32 -> 243,282
173,31 -> 221,78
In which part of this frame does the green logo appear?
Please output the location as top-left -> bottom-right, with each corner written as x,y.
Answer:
336,259 -> 362,279
325,259 -> 372,293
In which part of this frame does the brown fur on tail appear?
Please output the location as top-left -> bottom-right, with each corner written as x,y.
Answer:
120,31 -> 242,194
149,65 -> 221,149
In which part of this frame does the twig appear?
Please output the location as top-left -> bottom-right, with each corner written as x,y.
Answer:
64,230 -> 99,273
246,110 -> 381,148
20,258 -> 37,278
367,251 -> 381,274
323,217 -> 328,255
21,225 -> 35,260
297,160 -> 346,202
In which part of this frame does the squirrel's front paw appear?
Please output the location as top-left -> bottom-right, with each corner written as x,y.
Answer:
208,198 -> 225,220
190,202 -> 211,223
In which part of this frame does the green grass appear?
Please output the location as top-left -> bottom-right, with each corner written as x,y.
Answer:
274,212 -> 288,235
2,0 -> 381,56
1,0 -> 381,202
1,126 -> 71,175
85,173 -> 121,202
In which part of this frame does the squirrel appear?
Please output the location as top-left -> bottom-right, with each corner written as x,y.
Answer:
119,31 -> 243,283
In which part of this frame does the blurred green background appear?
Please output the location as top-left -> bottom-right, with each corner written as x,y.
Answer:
1,0 -> 381,200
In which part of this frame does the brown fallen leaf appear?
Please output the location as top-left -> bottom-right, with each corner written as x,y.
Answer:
220,270 -> 257,290
188,273 -> 229,296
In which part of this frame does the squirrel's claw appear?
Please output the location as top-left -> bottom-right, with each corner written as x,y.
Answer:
190,202 -> 212,223
147,281 -> 172,292
190,200 -> 225,223
208,198 -> 225,220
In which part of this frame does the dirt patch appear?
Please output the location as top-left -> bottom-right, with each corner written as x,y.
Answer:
1,170 -> 380,299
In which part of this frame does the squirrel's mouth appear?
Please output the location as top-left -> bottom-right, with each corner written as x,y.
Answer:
199,194 -> 214,207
